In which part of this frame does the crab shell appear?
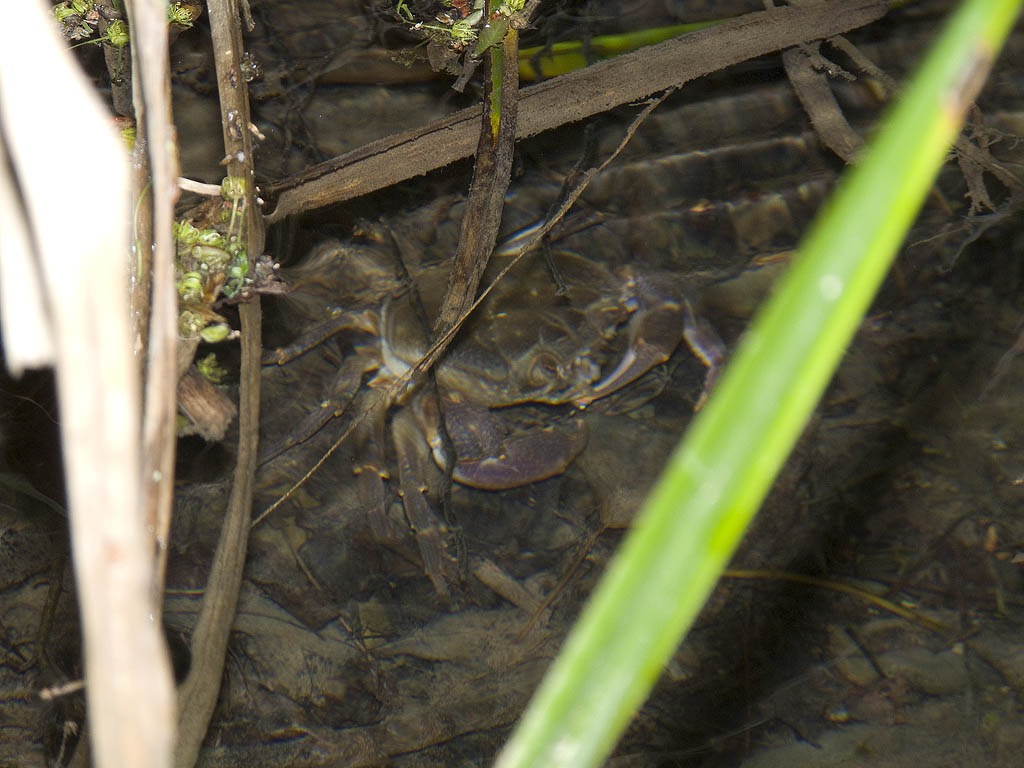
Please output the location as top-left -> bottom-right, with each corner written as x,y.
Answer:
374,249 -> 693,489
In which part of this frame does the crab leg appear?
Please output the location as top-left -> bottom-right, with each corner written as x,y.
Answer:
681,300 -> 727,410
391,406 -> 458,599
348,389 -> 455,596
262,307 -> 378,365
258,351 -> 372,464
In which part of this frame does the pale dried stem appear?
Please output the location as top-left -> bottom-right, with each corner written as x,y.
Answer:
0,1 -> 176,766
128,0 -> 181,619
173,0 -> 264,764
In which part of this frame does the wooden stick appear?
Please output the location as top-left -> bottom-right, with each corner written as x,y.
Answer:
174,0 -> 265,764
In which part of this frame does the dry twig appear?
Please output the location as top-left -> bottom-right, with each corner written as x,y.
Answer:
434,28 -> 521,333
173,0 -> 265,764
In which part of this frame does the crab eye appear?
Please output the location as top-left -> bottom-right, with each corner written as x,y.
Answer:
525,352 -> 560,388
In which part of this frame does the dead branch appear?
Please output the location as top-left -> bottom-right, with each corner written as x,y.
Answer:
434,24 -> 521,334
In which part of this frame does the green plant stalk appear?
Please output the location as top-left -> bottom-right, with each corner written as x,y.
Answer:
487,26 -> 507,141
515,1 -> 925,80
494,1 -> 1023,766
518,22 -> 715,79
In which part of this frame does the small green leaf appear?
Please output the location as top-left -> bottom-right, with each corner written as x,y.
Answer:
474,17 -> 509,57
199,323 -> 231,344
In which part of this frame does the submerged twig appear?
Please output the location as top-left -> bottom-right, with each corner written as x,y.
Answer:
782,44 -> 863,161
173,0 -> 265,764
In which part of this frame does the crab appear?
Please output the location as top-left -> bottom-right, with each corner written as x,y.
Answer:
263,238 -> 725,595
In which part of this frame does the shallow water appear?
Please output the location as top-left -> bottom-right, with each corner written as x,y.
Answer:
3,1 -> 1024,765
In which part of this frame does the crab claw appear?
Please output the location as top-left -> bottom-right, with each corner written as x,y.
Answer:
452,420 -> 588,490
415,394 -> 588,490
574,298 -> 686,408
574,274 -> 726,410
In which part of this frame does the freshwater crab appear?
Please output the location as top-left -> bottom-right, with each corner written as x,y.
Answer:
263,237 -> 724,594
